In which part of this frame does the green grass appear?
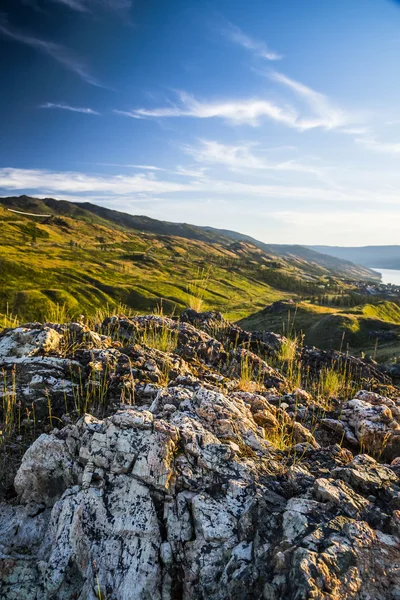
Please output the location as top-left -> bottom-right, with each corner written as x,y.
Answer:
1,199 -> 395,359
0,203 -> 307,323
138,323 -> 179,353
239,299 -> 400,361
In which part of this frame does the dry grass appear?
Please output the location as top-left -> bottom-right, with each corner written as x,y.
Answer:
237,352 -> 263,392
1,304 -> 20,332
69,363 -> 112,416
87,303 -> 137,331
277,335 -> 299,362
187,268 -> 210,312
264,423 -> 293,451
0,367 -> 17,442
157,359 -> 172,386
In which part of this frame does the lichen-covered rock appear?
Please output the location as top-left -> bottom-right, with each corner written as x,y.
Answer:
0,325 -> 61,361
1,314 -> 400,599
268,517 -> 400,600
323,391 -> 400,460
14,432 -> 80,506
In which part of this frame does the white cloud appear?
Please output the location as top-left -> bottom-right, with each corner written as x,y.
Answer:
2,166 -> 400,207
0,22 -> 101,87
184,139 -> 322,177
113,109 -> 143,119
355,136 -> 400,154
221,22 -> 283,61
119,76 -> 358,131
95,163 -> 207,178
174,166 -> 207,178
130,164 -> 166,171
0,168 -> 187,195
40,102 -> 100,114
269,71 -> 351,130
116,91 -> 299,127
96,163 -> 168,170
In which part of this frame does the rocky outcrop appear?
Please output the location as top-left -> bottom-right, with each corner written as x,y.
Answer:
322,389 -> 400,460
0,312 -> 399,599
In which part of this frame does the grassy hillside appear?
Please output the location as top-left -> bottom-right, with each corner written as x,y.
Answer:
239,300 -> 400,361
72,200 -> 379,281
0,196 -> 384,330
0,198 -> 330,323
203,230 -> 380,281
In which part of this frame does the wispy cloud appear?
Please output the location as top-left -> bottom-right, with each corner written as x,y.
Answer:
0,22 -> 101,87
26,0 -> 132,13
221,22 -> 283,61
355,136 -> 400,154
40,102 -> 100,114
96,163 -> 167,170
95,163 -> 207,178
117,84 -> 354,132
47,0 -> 89,11
184,139 -> 323,177
269,71 -> 351,130
0,168 -> 187,195
130,164 -> 166,171
115,91 -> 299,127
174,166 -> 207,178
113,109 -> 143,119
2,166 -> 399,207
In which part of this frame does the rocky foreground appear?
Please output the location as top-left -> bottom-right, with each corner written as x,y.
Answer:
0,311 -> 400,599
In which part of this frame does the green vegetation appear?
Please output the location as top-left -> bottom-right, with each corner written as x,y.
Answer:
239,299 -> 400,362
0,201 -> 288,322
1,195 -> 396,364
1,196 -> 367,324
138,323 -> 179,353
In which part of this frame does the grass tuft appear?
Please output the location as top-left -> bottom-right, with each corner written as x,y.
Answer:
139,323 -> 178,353
44,303 -> 71,324
187,268 -> 210,312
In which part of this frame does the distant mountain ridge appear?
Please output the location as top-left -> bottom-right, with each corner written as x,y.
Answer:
73,201 -> 379,279
0,195 -> 379,283
311,245 -> 400,270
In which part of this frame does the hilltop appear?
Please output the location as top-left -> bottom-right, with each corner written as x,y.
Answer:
0,196 -> 378,324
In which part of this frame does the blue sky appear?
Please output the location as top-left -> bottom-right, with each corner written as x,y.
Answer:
1,0 -> 400,244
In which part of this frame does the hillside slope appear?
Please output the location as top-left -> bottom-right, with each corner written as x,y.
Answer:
202,227 -> 379,280
239,299 -> 400,360
0,196 -> 378,323
72,200 -> 379,280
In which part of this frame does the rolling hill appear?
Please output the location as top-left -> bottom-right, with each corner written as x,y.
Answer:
0,195 -> 379,324
239,299 -> 400,360
71,200 -> 379,281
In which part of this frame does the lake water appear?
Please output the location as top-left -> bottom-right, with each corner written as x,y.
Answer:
372,268 -> 400,286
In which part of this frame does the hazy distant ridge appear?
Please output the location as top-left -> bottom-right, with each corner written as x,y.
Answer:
311,246 -> 400,270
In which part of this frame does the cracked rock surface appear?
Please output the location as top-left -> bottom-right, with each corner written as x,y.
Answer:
0,311 -> 399,599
